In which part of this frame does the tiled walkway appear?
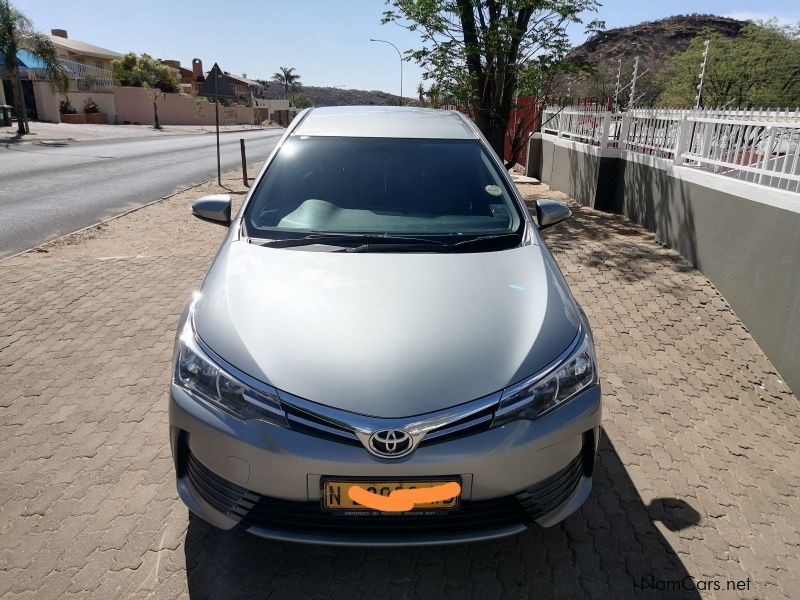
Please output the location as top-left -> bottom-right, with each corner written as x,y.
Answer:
1,182 -> 797,599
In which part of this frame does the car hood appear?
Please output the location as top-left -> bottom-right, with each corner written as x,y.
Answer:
193,240 -> 581,418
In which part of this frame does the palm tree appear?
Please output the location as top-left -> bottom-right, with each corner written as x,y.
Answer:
271,67 -> 301,99
0,0 -> 68,134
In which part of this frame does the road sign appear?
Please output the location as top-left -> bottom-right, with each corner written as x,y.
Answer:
197,63 -> 236,98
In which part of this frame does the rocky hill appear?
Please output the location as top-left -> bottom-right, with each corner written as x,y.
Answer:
262,82 -> 407,107
570,14 -> 747,73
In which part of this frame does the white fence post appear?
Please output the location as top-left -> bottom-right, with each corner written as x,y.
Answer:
673,116 -> 690,166
599,112 -> 611,149
757,126 -> 777,185
618,113 -> 631,151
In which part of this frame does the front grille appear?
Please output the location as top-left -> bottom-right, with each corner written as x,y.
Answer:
182,444 -> 585,539
418,405 -> 495,446
284,404 -> 362,447
283,400 -> 495,449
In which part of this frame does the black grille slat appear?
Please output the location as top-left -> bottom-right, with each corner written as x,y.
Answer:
186,453 -> 262,517
284,405 -> 362,446
419,407 -> 495,446
187,459 -> 246,501
519,458 -> 582,504
187,458 -> 252,507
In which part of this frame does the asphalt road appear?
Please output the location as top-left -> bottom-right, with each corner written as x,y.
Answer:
0,129 -> 284,259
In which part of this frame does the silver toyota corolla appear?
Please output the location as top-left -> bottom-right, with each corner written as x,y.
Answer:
169,106 -> 601,546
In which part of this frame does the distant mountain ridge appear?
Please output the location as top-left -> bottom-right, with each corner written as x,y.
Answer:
570,14 -> 748,72
261,81 -> 407,107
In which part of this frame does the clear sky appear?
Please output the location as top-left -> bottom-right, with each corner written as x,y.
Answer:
15,0 -> 800,98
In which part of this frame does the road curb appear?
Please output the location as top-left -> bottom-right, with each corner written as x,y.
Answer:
0,178 -> 214,264
0,126 -> 283,147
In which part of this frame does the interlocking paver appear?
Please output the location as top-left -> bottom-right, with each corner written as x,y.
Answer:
1,173 -> 799,599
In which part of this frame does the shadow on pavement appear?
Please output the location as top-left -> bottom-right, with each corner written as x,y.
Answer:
183,430 -> 701,599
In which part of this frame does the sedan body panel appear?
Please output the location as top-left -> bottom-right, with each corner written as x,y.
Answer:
193,240 -> 581,417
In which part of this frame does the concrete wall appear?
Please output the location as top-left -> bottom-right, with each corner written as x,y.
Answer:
30,84 -> 270,126
32,82 -> 61,123
69,92 -> 116,119
113,86 -> 261,126
528,132 -> 800,394
31,83 -> 117,123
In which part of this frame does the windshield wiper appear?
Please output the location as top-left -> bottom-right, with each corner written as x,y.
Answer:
348,232 -> 523,253
451,232 -> 522,249
251,234 -> 448,249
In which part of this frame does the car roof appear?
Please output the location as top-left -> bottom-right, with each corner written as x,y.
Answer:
291,106 -> 478,140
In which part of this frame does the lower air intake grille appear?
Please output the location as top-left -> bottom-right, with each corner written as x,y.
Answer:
185,452 -> 262,519
183,445 -> 585,539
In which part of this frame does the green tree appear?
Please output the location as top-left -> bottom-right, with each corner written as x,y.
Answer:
382,0 -> 601,165
272,67 -> 301,98
0,0 -> 68,134
112,52 -> 180,93
507,56 -> 593,161
290,93 -> 313,108
657,22 -> 800,108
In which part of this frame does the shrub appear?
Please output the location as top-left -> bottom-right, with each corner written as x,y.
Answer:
83,98 -> 100,114
59,98 -> 77,114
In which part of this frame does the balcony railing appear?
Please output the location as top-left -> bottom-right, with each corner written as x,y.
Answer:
23,58 -> 114,92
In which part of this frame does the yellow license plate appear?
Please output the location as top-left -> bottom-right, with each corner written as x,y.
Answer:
322,479 -> 461,512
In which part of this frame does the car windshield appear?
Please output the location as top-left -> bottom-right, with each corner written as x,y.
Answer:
243,136 -> 523,241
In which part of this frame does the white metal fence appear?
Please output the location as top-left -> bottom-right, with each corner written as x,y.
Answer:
540,106 -> 800,193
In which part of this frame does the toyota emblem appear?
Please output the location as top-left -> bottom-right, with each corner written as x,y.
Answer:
368,429 -> 413,458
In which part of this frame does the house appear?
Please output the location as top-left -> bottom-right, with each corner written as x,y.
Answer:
49,29 -> 122,72
220,72 -> 265,102
2,29 -> 121,121
161,60 -> 199,94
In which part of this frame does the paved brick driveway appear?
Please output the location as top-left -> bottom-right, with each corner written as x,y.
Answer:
1,178 -> 798,599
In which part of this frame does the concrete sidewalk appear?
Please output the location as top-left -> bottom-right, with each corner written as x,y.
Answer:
0,121 -> 278,145
1,173 -> 798,599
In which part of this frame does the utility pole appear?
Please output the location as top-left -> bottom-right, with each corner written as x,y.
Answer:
695,39 -> 710,109
628,56 -> 639,110
613,59 -> 622,111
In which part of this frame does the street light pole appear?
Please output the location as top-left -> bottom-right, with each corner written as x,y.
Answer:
214,72 -> 221,186
369,38 -> 403,100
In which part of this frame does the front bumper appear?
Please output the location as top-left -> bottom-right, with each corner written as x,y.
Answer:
169,383 -> 601,546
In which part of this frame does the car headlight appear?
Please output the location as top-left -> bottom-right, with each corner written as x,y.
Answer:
173,312 -> 288,427
492,331 -> 597,426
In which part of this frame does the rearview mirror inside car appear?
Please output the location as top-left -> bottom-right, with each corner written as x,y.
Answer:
192,194 -> 231,226
535,199 -> 571,229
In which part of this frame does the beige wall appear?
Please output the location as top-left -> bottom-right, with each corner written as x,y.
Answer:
113,86 -> 260,126
32,82 -> 60,123
32,83 -> 116,123
69,92 -> 116,119
255,98 -> 291,111
32,83 -> 265,126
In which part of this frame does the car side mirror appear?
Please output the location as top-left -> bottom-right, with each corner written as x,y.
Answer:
192,194 -> 231,226
536,199 -> 571,229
